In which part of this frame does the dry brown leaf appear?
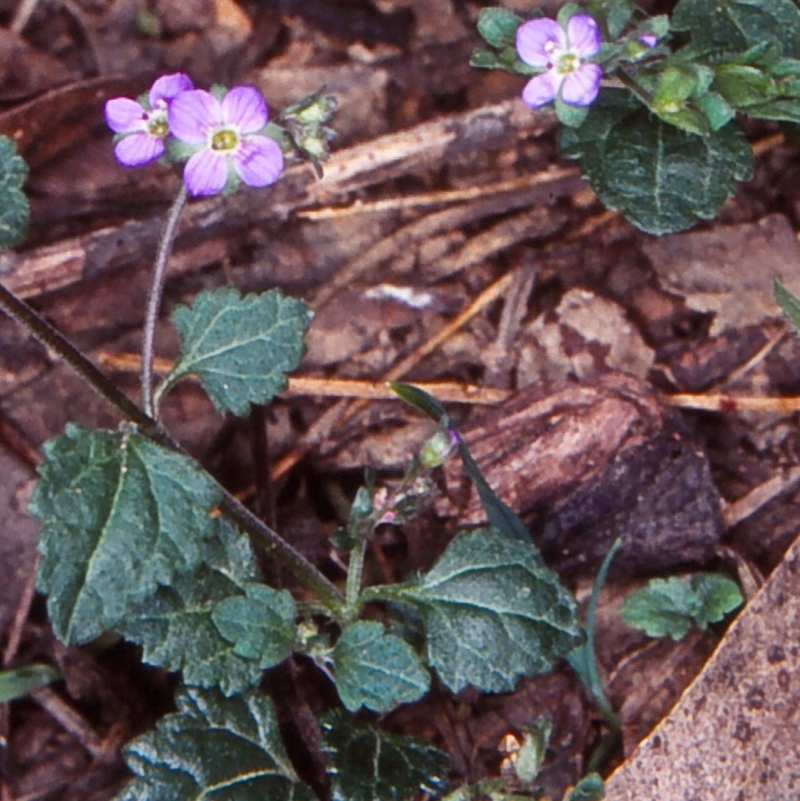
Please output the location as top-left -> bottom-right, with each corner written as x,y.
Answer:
605,531 -> 800,800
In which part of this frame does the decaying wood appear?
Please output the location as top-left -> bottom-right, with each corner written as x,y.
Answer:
440,372 -> 725,575
0,100 -> 580,302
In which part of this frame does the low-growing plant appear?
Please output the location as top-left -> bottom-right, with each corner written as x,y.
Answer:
1,1 -> 798,797
474,0 -> 800,233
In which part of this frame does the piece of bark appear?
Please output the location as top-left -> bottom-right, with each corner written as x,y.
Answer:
604,530 -> 800,800
440,372 -> 724,575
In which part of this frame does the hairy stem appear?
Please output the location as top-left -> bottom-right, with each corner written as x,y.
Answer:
344,540 -> 366,621
0,281 -> 345,616
141,183 -> 188,418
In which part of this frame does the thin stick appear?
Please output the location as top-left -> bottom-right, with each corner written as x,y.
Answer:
0,281 -> 345,615
142,183 -> 188,418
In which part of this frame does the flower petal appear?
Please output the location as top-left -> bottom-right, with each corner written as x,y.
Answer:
566,14 -> 601,58
560,63 -> 602,106
222,86 -> 268,133
232,135 -> 284,187
169,90 -> 222,143
521,71 -> 561,108
149,72 -> 194,106
105,97 -> 147,134
183,149 -> 229,196
516,18 -> 565,68
114,132 -> 164,167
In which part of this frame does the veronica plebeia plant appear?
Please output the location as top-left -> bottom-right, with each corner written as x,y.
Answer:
0,75 -> 592,801
474,0 -> 800,234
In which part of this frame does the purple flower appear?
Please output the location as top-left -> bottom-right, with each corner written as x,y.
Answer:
639,33 -> 658,48
516,14 -> 602,108
168,86 -> 284,196
105,73 -> 194,167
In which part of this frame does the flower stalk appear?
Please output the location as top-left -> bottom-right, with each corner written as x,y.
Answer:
141,182 -> 188,418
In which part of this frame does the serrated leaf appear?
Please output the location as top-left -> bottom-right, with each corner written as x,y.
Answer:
398,527 -> 581,693
560,89 -> 753,234
165,286 -> 312,416
689,573 -> 745,629
331,621 -> 429,713
322,712 -> 449,801
212,582 -> 296,669
116,686 -> 314,801
0,664 -> 59,703
118,518 -> 266,696
0,135 -> 29,248
672,0 -> 800,59
31,425 -> 221,644
620,573 -> 743,640
775,278 -> 800,330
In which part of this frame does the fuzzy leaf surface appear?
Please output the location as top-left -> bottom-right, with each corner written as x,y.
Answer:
398,527 -> 581,693
167,287 -> 312,416
211,581 -> 296,669
331,621 -> 430,712
620,573 -> 744,640
0,135 -> 28,247
322,712 -> 449,801
672,0 -> 800,58
560,89 -> 752,234
118,519 -> 266,696
116,687 -> 314,801
32,425 -> 221,644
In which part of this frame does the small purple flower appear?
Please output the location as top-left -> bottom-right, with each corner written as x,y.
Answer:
105,73 -> 194,167
168,86 -> 284,196
639,33 -> 658,48
516,14 -> 602,108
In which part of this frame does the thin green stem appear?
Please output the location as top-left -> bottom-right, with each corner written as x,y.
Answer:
141,183 -> 188,418
344,540 -> 367,621
0,280 -> 345,616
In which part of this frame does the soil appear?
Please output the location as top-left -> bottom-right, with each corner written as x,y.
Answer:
1,1 -> 800,800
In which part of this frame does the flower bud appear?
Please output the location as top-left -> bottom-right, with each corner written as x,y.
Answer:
419,428 -> 459,469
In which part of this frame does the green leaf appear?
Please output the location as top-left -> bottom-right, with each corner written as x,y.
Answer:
0,664 -> 59,702
398,527 -> 581,693
116,686 -> 314,801
586,0 -> 635,39
565,773 -> 605,801
775,278 -> 800,330
672,0 -> 800,58
620,573 -> 744,640
560,89 -> 753,234
164,286 -> 313,416
689,573 -> 745,629
117,519 -> 267,696
331,621 -> 430,713
32,425 -> 221,644
0,136 -> 29,248
212,582 -> 296,669
476,7 -> 523,50
322,712 -> 449,801
555,96 -> 590,128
